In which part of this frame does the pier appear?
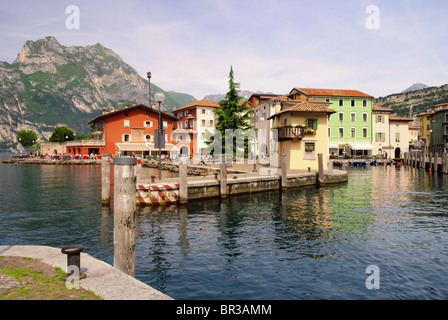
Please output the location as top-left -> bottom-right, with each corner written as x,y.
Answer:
404,151 -> 448,173
131,157 -> 348,206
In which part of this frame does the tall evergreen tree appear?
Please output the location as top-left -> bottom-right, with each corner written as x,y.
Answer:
205,66 -> 255,160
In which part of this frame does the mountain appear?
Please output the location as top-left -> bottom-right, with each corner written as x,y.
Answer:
204,90 -> 274,103
0,36 -> 196,151
374,83 -> 448,117
402,83 -> 429,93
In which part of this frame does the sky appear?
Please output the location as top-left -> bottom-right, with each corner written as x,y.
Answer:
0,0 -> 447,100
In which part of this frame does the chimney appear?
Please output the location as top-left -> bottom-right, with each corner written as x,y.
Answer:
115,107 -> 119,111
102,108 -> 108,114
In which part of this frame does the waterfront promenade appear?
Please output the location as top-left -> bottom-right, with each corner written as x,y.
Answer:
0,245 -> 172,300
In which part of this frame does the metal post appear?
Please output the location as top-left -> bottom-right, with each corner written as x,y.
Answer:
158,101 -> 162,180
147,72 -> 152,107
113,157 -> 137,277
61,244 -> 86,280
101,154 -> 111,206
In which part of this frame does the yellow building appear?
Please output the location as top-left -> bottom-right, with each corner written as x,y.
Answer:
416,111 -> 433,155
268,97 -> 335,171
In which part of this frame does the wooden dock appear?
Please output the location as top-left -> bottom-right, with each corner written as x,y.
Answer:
404,151 -> 448,173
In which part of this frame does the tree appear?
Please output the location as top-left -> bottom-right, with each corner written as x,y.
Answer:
49,126 -> 74,142
17,130 -> 38,150
205,66 -> 255,160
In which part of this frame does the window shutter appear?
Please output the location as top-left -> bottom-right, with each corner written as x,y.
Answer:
382,116 -> 385,123
314,119 -> 318,130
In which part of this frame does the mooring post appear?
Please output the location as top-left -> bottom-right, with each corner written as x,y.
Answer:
281,154 -> 287,191
423,152 -> 427,170
101,154 -> 111,206
113,157 -> 137,277
220,154 -> 227,199
61,244 -> 87,280
435,152 -> 439,172
179,160 -> 188,204
318,153 -> 324,186
135,157 -> 142,181
328,159 -> 334,174
429,152 -> 433,171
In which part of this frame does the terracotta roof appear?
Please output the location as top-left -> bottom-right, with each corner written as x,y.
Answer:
268,100 -> 336,119
372,105 -> 393,112
292,88 -> 373,98
89,104 -> 177,124
173,99 -> 220,112
389,114 -> 413,121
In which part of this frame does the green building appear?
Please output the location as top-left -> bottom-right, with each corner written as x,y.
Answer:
290,88 -> 374,157
428,102 -> 448,155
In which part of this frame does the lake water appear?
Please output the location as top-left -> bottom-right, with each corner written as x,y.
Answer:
1,152 -> 448,300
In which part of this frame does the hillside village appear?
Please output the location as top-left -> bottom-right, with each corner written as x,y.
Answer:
36,83 -> 448,172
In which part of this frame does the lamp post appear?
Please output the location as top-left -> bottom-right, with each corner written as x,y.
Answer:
155,92 -> 165,180
147,72 -> 152,108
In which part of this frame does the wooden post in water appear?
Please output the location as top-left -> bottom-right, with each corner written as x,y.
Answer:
422,152 -> 426,170
113,157 -> 137,277
429,152 -> 433,171
101,154 -> 111,206
318,153 -> 324,186
435,152 -> 439,172
179,160 -> 188,204
281,154 -> 287,191
220,155 -> 227,199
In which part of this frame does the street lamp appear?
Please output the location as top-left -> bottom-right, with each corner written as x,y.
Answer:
155,92 -> 165,180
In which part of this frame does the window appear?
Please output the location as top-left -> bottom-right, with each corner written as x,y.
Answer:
351,112 -> 356,122
351,127 -> 356,138
339,112 -> 344,122
363,128 -> 368,138
377,115 -> 383,123
328,127 -> 331,138
124,120 -> 130,128
326,98 -> 330,103
339,99 -> 344,107
189,120 -> 194,128
305,142 -> 315,152
163,121 -> 168,129
363,113 -> 367,122
202,119 -> 206,126
123,134 -> 130,142
395,133 -> 400,142
339,127 -> 344,138
376,133 -> 385,142
145,134 -> 151,142
144,121 -> 153,128
363,100 -> 367,107
202,109 -> 206,114
210,120 -> 214,127
351,100 -> 355,107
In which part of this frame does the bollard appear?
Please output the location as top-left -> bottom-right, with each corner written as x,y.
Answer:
61,244 -> 86,280
101,154 -> 111,205
113,157 -> 137,277
328,160 -> 334,174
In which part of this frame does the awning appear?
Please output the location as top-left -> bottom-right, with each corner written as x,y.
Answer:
351,142 -> 374,151
116,143 -> 150,152
116,143 -> 179,152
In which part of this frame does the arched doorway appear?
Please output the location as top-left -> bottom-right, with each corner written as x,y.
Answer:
394,147 -> 401,159
180,146 -> 189,156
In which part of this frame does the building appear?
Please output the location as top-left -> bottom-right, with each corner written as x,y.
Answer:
371,105 -> 412,158
267,96 -> 335,170
290,88 -> 374,157
172,99 -> 220,159
66,104 -> 178,157
427,102 -> 448,154
416,110 -> 434,156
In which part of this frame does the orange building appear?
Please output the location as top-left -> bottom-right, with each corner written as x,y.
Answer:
66,104 -> 178,158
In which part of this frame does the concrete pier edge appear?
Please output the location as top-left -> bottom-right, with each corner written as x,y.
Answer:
0,245 -> 173,300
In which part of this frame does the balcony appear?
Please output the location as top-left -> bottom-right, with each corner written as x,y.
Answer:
276,126 -> 306,141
